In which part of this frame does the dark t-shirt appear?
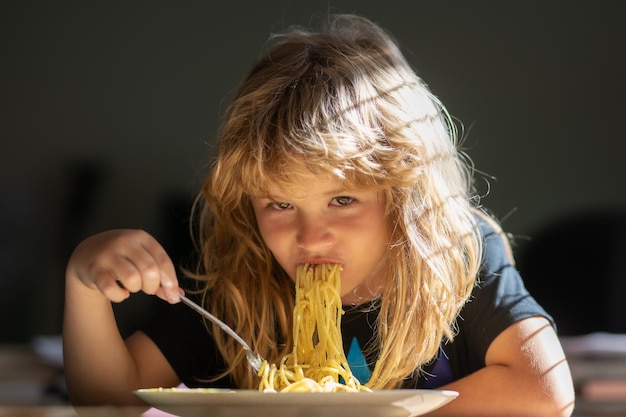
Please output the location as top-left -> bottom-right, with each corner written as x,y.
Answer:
140,217 -> 552,389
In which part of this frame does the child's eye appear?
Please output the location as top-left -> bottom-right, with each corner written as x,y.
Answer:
331,196 -> 354,206
270,202 -> 292,210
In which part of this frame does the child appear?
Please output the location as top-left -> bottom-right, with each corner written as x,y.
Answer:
63,14 -> 575,415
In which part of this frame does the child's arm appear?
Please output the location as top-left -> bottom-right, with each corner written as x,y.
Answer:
426,316 -> 575,417
62,229 -> 182,405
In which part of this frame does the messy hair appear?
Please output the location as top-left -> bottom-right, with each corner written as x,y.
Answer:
192,14 -> 482,389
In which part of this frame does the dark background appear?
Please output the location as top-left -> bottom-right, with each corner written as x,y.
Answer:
1,1 -> 625,342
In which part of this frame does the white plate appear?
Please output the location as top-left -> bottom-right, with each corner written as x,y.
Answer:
134,388 -> 458,417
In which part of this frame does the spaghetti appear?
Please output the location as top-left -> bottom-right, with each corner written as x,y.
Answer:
258,263 -> 370,392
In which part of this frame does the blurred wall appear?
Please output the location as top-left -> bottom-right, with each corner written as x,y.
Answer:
1,1 -> 625,341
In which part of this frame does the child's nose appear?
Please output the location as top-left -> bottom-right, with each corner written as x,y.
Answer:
295,214 -> 333,251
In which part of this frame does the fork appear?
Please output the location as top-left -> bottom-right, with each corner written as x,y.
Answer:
179,295 -> 265,373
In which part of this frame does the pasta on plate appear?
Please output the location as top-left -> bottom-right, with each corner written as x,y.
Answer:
258,264 -> 370,393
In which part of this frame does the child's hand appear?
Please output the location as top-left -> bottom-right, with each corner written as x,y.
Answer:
66,229 -> 181,303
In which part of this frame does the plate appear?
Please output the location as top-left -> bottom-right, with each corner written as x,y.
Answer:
134,388 -> 458,417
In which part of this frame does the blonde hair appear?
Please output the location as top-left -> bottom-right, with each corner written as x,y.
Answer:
192,14 -> 482,389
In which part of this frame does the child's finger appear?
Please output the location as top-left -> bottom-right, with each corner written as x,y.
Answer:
93,268 -> 131,303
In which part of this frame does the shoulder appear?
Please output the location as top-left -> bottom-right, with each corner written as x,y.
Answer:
469,211 -> 551,320
474,210 -> 515,270
448,211 -> 554,363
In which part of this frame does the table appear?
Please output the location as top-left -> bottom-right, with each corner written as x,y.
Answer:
0,407 -> 164,417
2,403 -> 626,417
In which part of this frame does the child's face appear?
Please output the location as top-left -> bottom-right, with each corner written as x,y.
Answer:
251,163 -> 388,305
